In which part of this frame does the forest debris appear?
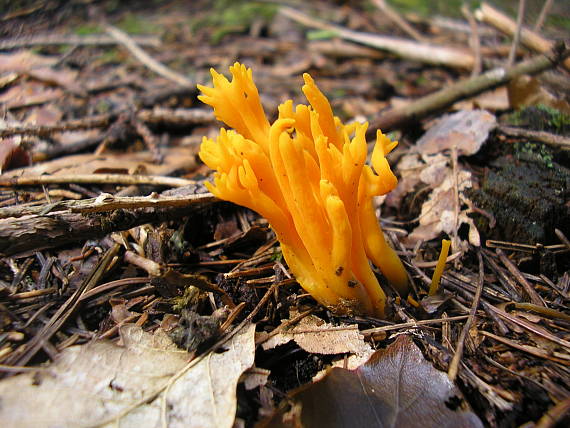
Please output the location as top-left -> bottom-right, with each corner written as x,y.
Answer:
0,33 -> 161,50
0,323 -> 256,428
415,110 -> 496,156
261,314 -> 371,357
0,137 -> 30,173
277,335 -> 483,427
507,75 -> 570,113
475,2 -> 570,73
0,146 -> 197,179
389,111 -> 488,247
0,173 -> 196,188
369,43 -> 569,133
106,24 -> 193,88
280,6 -> 475,69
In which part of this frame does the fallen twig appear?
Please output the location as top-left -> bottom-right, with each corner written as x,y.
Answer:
448,251 -> 484,381
498,125 -> 570,150
279,6 -> 475,69
369,42 -> 569,133
0,173 -> 196,189
105,25 -> 193,87
0,34 -> 161,50
475,2 -> 570,73
0,114 -> 114,138
0,193 -> 215,256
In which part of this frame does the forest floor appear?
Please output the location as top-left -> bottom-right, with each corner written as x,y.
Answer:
0,1 -> 569,427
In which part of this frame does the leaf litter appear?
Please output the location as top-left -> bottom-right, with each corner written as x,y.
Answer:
0,1 -> 569,427
0,323 -> 256,428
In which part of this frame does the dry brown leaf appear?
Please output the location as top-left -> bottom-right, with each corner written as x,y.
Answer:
0,137 -> 30,173
508,75 -> 570,114
0,51 -> 57,72
415,110 -> 496,156
261,314 -> 371,357
0,146 -> 197,178
0,323 -> 256,428
280,335 -> 483,428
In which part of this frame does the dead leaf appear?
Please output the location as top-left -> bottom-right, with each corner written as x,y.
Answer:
0,146 -> 197,179
0,51 -> 57,73
508,75 -> 570,115
0,323 -> 256,428
415,110 -> 496,156
0,137 -> 31,173
407,163 -> 475,246
285,335 -> 483,428
261,314 -> 371,357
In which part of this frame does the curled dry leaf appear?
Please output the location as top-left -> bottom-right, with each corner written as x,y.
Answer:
415,110 -> 496,156
281,335 -> 483,428
387,110 -> 495,247
261,314 -> 372,357
0,323 -> 256,428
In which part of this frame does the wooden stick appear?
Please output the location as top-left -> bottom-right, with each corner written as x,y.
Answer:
279,6 -> 475,69
0,174 -> 196,189
0,34 -> 160,50
475,2 -> 570,72
368,42 -> 569,133
106,25 -> 193,87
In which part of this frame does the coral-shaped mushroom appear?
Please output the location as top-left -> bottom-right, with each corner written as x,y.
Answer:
198,63 -> 407,317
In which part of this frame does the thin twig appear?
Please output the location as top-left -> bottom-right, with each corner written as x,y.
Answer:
371,0 -> 428,43
475,2 -> 570,72
279,6 -> 475,69
496,248 -> 544,306
533,0 -> 554,32
448,251 -> 484,381
105,25 -> 193,88
461,4 -> 482,77
507,0 -> 526,67
0,34 -> 161,50
0,114 -> 114,138
368,42 -> 569,133
360,315 -> 470,335
0,174 -> 197,189
498,125 -> 570,150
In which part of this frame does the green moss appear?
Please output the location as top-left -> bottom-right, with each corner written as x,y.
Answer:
191,1 -> 277,44
507,104 -> 570,135
117,12 -> 161,34
514,141 -> 554,169
74,24 -> 102,35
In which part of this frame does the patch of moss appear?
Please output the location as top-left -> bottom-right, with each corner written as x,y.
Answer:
74,23 -> 102,35
191,0 -> 277,44
506,105 -> 570,135
469,154 -> 570,244
117,12 -> 161,34
514,141 -> 554,169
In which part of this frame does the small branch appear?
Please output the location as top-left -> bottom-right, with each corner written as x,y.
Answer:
498,125 -> 570,150
137,107 -> 215,125
0,114 -> 114,138
371,0 -> 428,43
0,34 -> 161,50
368,43 -> 569,133
507,0 -> 526,67
105,25 -> 193,88
0,193 -> 216,257
0,174 -> 196,189
279,6 -> 475,69
475,2 -> 570,73
461,4 -> 482,77
533,0 -> 554,32
448,251 -> 484,381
